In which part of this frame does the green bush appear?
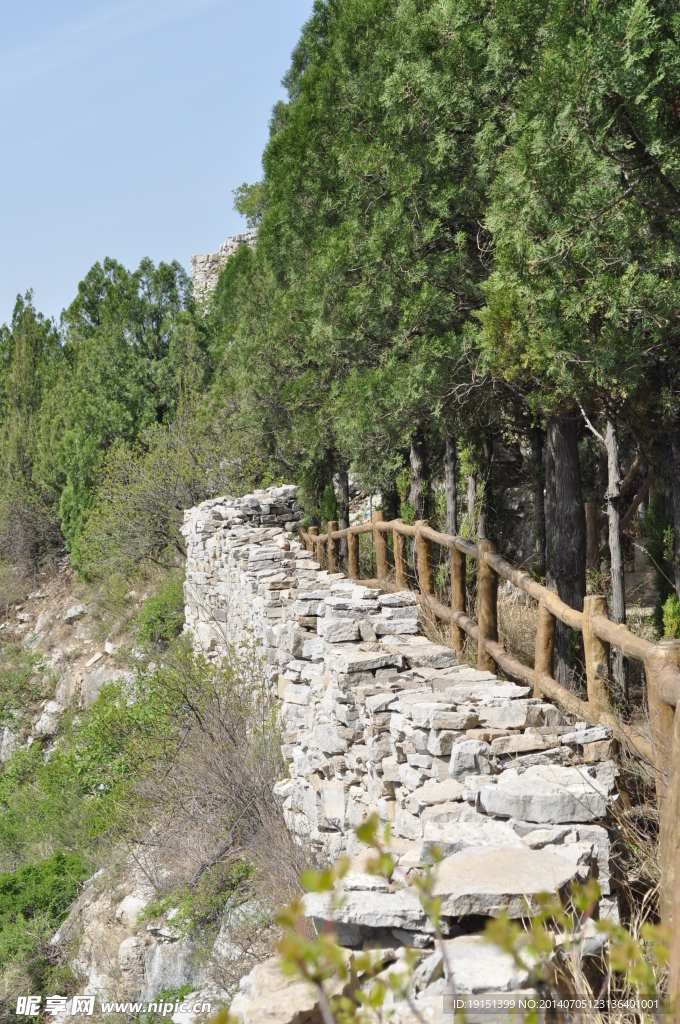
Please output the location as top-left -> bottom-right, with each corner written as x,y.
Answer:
133,578 -> 185,646
0,851 -> 90,970
643,492 -> 674,632
662,594 -> 680,639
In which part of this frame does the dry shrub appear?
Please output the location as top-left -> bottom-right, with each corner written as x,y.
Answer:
497,584 -> 539,668
123,640 -> 307,991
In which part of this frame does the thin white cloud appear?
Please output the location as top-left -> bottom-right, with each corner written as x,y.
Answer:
0,0 -> 223,92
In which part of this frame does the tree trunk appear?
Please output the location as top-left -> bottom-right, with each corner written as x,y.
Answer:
445,434 -> 458,536
466,474 -> 477,540
530,427 -> 546,577
605,417 -> 627,699
546,414 -> 587,689
409,438 -> 426,520
337,457 -> 350,564
670,427 -> 680,601
477,435 -> 494,541
410,436 -> 427,577
544,435 -> 556,585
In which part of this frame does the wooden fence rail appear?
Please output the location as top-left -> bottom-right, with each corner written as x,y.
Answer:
298,516 -> 680,1003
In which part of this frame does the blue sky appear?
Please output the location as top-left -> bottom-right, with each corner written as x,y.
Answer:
0,0 -> 314,324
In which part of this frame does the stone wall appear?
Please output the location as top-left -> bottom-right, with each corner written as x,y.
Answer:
189,229 -> 258,301
182,484 -> 621,1022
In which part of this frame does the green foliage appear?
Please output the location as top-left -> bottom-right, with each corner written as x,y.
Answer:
0,850 -> 90,1002
0,646 -> 52,730
662,594 -> 680,640
644,492 -> 675,630
72,404 -> 231,580
233,182 -> 265,228
132,577 -> 185,646
0,852 -> 90,967
144,859 -> 254,946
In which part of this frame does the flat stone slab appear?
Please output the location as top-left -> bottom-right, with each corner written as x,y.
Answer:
477,765 -> 612,823
230,960 -> 344,1024
422,819 -> 523,861
303,888 -> 434,933
432,844 -> 592,918
442,934 -> 530,993
409,779 -> 465,812
336,651 -> 403,674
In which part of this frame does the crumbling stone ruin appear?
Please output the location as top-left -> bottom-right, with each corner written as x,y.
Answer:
182,485 -> 621,1023
189,229 -> 258,301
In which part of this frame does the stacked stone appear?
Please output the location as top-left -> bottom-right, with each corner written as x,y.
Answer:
189,229 -> 258,301
184,485 -> 621,1020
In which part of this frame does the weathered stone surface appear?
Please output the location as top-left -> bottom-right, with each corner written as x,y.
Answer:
64,604 -> 86,623
442,934 -> 530,993
477,766 -> 612,823
432,844 -> 592,917
117,936 -> 145,987
448,739 -> 491,780
427,730 -> 457,756
490,732 -> 560,756
318,619 -> 360,643
477,702 -> 531,730
421,819 -> 523,861
141,937 -> 199,999
314,724 -> 347,755
320,780 -> 346,829
421,801 -> 469,826
0,726 -> 17,761
408,779 -> 464,813
304,889 -> 434,933
394,807 -> 423,840
401,645 -> 458,669
284,684 -> 313,706
230,958 -> 343,1024
430,709 -> 479,730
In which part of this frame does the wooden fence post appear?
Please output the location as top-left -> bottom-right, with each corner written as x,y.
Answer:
451,544 -> 466,656
534,600 -> 556,697
372,511 -> 389,583
415,520 -> 434,595
660,703 -> 680,1012
645,641 -> 680,781
327,521 -> 339,574
393,523 -> 409,590
347,530 -> 359,579
585,502 -> 599,570
583,595 -> 610,712
308,525 -> 318,558
477,539 -> 498,673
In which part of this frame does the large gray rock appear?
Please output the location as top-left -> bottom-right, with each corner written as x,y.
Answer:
421,819 -> 524,862
448,739 -> 491,780
442,934 -> 530,993
117,937 -> 145,990
314,723 -> 347,755
230,958 -> 344,1024
142,938 -> 199,1001
0,726 -> 18,761
477,765 -> 612,823
408,779 -> 464,813
304,888 -> 434,935
64,604 -> 86,623
432,843 -> 593,917
318,618 -> 360,643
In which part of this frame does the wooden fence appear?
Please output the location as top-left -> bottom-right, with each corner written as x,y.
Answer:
299,513 -> 680,1004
